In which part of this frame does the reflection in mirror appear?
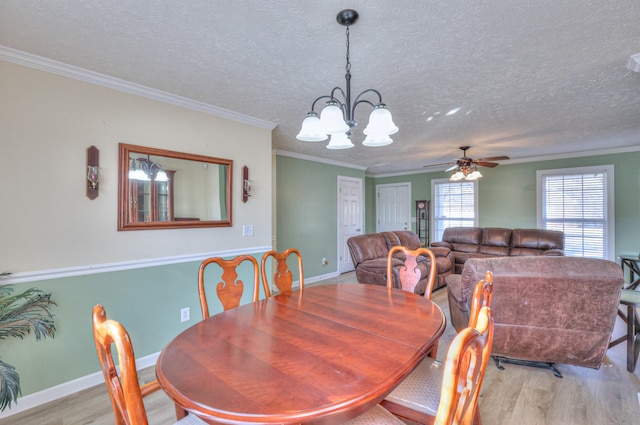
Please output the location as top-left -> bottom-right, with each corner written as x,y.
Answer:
118,143 -> 233,230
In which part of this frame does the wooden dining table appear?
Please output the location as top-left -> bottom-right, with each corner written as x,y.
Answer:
156,283 -> 446,424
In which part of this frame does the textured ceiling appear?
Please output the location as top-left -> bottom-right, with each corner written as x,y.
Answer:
2,1 -> 640,174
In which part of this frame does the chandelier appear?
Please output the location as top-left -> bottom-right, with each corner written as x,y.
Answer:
129,157 -> 169,182
296,9 -> 398,149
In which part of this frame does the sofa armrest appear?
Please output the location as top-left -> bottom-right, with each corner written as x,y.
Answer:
542,249 -> 564,256
430,246 -> 451,258
431,241 -> 452,249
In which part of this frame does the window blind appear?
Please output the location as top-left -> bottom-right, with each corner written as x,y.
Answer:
541,171 -> 608,258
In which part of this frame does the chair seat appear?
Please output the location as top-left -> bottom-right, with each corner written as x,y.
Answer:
177,414 -> 209,425
344,404 -> 404,424
384,357 -> 443,415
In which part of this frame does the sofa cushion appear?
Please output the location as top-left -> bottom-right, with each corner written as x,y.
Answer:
359,257 -> 403,274
380,231 -> 401,249
478,228 -> 512,256
510,228 -> 564,256
393,230 -> 422,249
442,226 -> 483,245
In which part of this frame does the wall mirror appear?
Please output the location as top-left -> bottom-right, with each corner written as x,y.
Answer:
118,143 -> 232,230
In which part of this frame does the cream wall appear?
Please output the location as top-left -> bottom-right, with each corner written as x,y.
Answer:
0,60 -> 273,273
0,58 -> 275,416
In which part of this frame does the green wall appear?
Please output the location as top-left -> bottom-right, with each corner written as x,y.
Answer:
2,258 -> 264,397
275,156 -> 365,278
369,151 -> 640,256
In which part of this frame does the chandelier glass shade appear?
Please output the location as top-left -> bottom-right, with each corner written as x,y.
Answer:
296,9 -> 397,148
129,157 -> 169,182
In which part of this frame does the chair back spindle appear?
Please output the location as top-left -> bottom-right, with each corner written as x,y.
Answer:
261,248 -> 304,297
198,255 -> 260,318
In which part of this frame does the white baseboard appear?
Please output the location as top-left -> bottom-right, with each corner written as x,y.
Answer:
0,352 -> 159,419
305,270 -> 340,285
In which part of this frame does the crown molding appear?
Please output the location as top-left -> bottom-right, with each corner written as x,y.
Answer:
369,145 -> 640,178
0,46 -> 277,130
274,149 -> 368,171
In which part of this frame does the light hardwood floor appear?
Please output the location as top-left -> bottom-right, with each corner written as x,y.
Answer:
4,272 -> 640,425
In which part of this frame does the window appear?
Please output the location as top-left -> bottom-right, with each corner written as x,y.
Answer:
537,165 -> 614,260
431,179 -> 478,242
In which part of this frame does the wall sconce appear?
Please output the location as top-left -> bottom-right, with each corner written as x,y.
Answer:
87,145 -> 100,200
242,166 -> 252,202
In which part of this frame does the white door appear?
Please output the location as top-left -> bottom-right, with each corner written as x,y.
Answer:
376,183 -> 411,232
338,176 -> 363,273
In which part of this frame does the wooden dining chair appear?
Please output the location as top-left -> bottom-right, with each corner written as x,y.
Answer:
261,248 -> 304,297
386,245 -> 438,297
198,255 -> 260,319
348,305 -> 495,425
381,272 -> 494,425
387,245 -> 439,357
92,304 -> 207,425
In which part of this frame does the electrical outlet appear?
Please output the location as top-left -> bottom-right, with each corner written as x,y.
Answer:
180,307 -> 190,323
242,224 -> 254,237
322,257 -> 328,266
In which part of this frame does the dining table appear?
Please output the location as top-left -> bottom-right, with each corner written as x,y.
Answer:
155,283 -> 446,424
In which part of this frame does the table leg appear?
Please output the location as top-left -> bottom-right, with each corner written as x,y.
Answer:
626,304 -> 640,373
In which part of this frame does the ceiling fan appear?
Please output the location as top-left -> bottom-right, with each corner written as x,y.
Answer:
424,146 -> 510,181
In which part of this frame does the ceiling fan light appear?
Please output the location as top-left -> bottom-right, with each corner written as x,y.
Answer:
362,132 -> 393,147
326,131 -> 354,149
450,170 -> 465,181
320,101 -> 349,134
297,112 -> 329,142
363,104 -> 398,136
466,169 -> 483,181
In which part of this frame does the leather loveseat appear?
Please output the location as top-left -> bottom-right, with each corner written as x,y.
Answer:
431,227 -> 564,274
447,256 -> 623,369
347,230 -> 454,294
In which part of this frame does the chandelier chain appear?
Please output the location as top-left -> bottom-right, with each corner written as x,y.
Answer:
345,26 -> 351,74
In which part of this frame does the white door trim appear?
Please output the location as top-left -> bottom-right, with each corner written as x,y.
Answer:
337,176 -> 364,273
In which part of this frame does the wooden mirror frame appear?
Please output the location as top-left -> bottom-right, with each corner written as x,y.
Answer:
118,143 -> 233,230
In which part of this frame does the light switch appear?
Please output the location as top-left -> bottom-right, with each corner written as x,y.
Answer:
243,225 -> 254,237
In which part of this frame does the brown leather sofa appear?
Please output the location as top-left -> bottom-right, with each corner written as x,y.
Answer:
446,256 -> 623,370
431,227 -> 564,274
347,230 -> 454,293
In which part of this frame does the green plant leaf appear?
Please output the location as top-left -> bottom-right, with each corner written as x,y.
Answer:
0,287 -> 56,341
0,286 -> 56,411
0,360 -> 20,411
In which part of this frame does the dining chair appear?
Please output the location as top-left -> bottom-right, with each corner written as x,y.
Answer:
92,304 -> 207,425
261,248 -> 304,297
348,305 -> 495,425
198,255 -> 260,318
386,245 -> 438,297
381,272 -> 494,425
387,245 -> 439,357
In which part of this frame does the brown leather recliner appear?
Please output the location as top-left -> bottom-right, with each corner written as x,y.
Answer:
347,230 -> 454,294
446,256 -> 623,369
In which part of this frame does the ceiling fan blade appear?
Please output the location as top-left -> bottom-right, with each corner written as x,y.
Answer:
474,161 -> 499,168
445,164 -> 460,171
423,161 -> 456,168
477,155 -> 510,162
